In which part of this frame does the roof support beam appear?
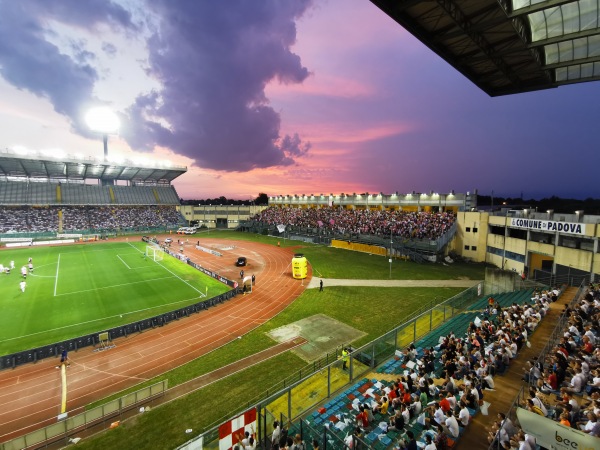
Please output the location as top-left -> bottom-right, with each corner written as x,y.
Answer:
432,0 -> 522,84
507,0 -> 578,18
529,28 -> 600,48
556,73 -> 600,85
431,4 -> 505,42
544,54 -> 600,70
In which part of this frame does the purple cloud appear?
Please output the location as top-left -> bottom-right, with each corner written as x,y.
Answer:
121,0 -> 313,171
0,0 -> 136,135
101,42 -> 117,58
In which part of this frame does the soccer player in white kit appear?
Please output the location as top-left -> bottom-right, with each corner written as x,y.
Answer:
21,266 -> 27,278
10,260 -> 15,269
20,280 -> 26,293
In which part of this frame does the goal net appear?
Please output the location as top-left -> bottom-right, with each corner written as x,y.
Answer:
146,245 -> 164,262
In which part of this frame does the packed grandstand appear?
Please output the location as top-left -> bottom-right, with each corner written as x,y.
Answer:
0,205 -> 182,234
0,150 -> 185,234
251,207 -> 456,240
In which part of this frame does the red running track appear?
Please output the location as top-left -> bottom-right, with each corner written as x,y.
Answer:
0,238 -> 309,441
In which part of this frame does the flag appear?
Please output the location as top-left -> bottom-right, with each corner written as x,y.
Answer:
329,219 -> 335,225
276,224 -> 286,233
317,220 -> 323,227
219,409 -> 257,450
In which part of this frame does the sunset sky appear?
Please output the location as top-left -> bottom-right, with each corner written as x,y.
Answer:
0,0 -> 599,200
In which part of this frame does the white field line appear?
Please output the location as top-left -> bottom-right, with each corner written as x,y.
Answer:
128,242 -> 206,298
117,254 -> 132,270
53,253 -> 61,297
116,253 -> 153,270
54,275 -> 176,297
0,294 -> 205,343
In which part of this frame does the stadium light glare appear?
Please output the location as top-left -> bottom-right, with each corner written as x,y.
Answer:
107,154 -> 125,164
133,156 -> 151,166
42,148 -> 66,160
85,107 -> 120,134
86,106 -> 120,162
12,145 -> 30,155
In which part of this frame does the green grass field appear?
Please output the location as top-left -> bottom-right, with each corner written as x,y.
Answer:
3,233 -> 486,450
0,241 -> 229,355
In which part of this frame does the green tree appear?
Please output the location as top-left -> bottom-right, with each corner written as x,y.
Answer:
255,193 -> 269,205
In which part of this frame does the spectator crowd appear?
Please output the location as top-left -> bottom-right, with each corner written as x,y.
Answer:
0,206 -> 182,233
252,207 -> 455,241
277,289 -> 567,450
484,285 -> 600,449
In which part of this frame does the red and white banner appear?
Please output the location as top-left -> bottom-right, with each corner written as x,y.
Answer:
218,408 -> 256,450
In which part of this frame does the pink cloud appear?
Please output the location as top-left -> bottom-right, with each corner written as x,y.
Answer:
289,120 -> 417,145
266,72 -> 375,99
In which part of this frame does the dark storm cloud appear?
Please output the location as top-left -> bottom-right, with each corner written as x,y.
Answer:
0,0 -> 135,135
121,0 -> 313,171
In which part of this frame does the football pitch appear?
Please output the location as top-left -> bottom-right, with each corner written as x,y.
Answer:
0,241 -> 230,355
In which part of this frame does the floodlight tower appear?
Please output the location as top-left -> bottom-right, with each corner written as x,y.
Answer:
85,107 -> 120,162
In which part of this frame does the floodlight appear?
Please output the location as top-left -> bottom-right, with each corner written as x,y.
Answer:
85,107 -> 120,134
86,106 -> 120,162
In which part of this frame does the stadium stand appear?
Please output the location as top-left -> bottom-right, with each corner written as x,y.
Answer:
252,207 -> 455,241
271,287 -> 563,450
0,150 -> 186,235
247,206 -> 457,263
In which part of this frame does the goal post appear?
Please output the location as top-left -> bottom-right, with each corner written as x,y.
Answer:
146,245 -> 164,262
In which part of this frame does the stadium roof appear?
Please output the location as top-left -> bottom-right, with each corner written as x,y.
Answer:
0,149 -> 187,183
370,0 -> 600,96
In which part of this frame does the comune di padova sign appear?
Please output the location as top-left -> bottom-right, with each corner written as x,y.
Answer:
510,218 -> 586,236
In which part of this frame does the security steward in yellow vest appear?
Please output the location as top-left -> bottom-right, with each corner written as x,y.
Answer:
342,348 -> 349,370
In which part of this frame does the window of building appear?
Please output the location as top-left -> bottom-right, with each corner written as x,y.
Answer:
471,246 -> 477,251
473,227 -> 478,233
466,227 -> 471,232
489,225 -> 504,236
464,245 -> 469,250
487,246 -> 505,257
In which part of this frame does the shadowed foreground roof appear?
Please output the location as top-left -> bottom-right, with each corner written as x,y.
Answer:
0,149 -> 187,184
370,0 -> 600,96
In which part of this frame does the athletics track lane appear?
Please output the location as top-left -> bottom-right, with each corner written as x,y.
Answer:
0,239 -> 308,441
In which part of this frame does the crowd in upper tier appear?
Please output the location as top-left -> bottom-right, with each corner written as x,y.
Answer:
251,207 -> 455,240
0,206 -> 181,233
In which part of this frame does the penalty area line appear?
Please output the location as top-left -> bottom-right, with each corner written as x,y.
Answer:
0,293 -> 203,343
127,242 -> 206,298
53,253 -> 61,297
117,254 -> 132,270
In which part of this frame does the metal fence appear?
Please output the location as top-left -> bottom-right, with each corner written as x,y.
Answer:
0,380 -> 167,450
177,280 -> 533,450
240,221 -> 457,257
0,290 -> 238,371
0,226 -> 180,242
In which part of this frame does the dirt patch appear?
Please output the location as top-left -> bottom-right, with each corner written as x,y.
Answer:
268,314 -> 365,362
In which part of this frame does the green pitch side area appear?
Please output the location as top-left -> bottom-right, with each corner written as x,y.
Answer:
0,241 -> 230,355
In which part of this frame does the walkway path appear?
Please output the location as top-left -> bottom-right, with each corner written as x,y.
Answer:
306,278 -> 482,289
